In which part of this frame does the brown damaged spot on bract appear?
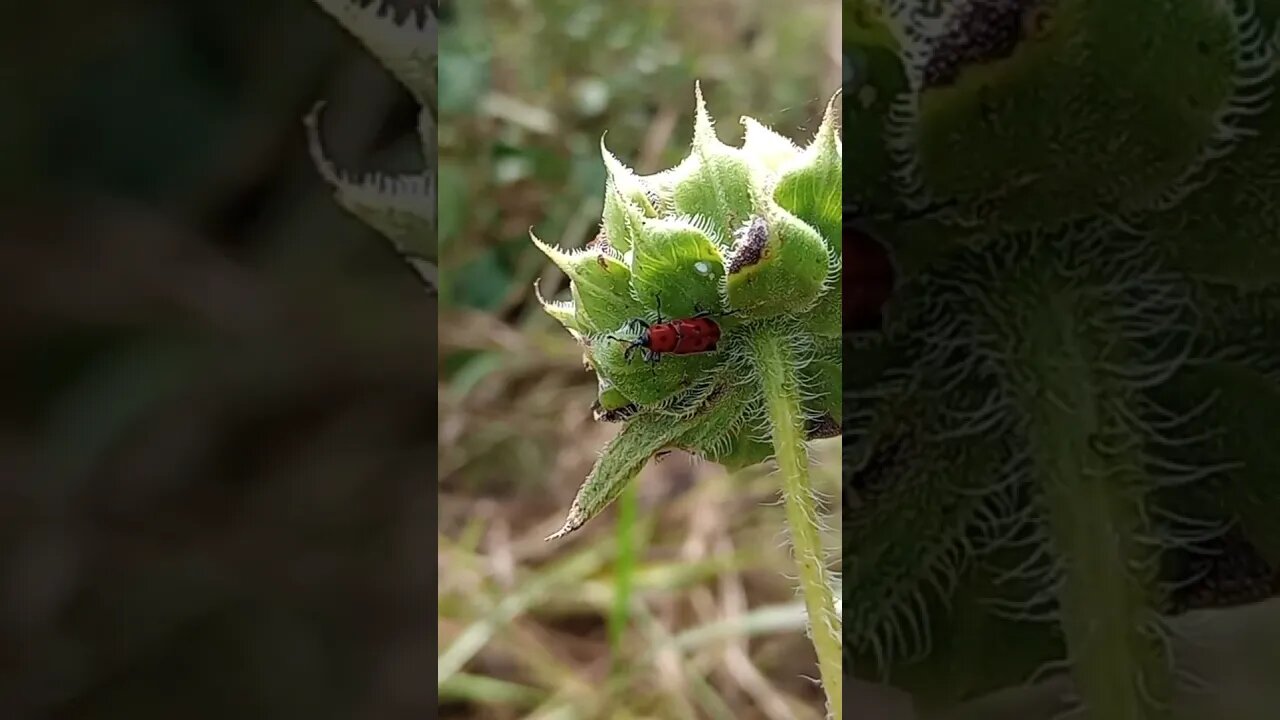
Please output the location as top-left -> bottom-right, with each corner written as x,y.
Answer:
586,227 -> 611,252
728,216 -> 770,274
1167,526 -> 1280,615
923,0 -> 1043,89
806,413 -> 841,440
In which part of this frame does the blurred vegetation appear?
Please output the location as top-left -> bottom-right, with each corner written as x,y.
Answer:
436,0 -> 842,718
2,1 -> 434,718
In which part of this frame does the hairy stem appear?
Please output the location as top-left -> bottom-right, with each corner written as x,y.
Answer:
1021,296 -> 1171,720
752,331 -> 843,718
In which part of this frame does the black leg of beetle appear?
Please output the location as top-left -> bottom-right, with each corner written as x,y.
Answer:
654,294 -> 664,323
693,303 -> 736,319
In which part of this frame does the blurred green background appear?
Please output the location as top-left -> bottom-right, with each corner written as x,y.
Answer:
436,1 -> 841,719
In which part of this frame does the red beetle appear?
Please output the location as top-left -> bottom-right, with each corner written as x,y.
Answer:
843,222 -> 895,332
843,199 -> 951,331
611,296 -> 729,363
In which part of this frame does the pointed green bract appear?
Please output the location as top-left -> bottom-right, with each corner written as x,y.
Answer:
530,233 -> 643,334
804,338 -> 842,423
533,280 -> 580,333
546,378 -> 754,541
595,383 -> 636,416
601,140 -> 660,254
804,272 -> 842,337
629,218 -> 727,317
666,86 -> 758,246
775,96 -> 843,245
704,427 -> 774,471
741,117 -> 802,174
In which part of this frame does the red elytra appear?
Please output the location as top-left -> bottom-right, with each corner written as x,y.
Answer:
611,299 -> 727,363
648,316 -> 722,354
843,223 -> 895,332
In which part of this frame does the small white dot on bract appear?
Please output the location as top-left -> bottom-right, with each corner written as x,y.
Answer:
694,261 -> 711,274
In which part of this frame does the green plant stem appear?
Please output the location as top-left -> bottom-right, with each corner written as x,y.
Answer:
1022,298 -> 1170,720
753,331 -> 842,718
609,479 -> 638,674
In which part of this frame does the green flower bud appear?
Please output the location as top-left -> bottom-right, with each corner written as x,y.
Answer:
533,84 -> 842,537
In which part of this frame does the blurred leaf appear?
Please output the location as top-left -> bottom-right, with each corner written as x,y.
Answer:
437,160 -> 470,247
438,21 -> 489,114
448,249 -> 510,311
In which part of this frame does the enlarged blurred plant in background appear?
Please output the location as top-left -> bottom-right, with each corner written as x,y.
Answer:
307,0 -> 438,293
532,85 -> 843,715
846,1 -> 1280,718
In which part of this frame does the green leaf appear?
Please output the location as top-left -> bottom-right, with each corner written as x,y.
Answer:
547,379 -> 752,540
803,276 -> 841,337
593,381 -> 637,423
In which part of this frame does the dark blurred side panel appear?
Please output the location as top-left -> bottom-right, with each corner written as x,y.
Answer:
0,1 -> 437,718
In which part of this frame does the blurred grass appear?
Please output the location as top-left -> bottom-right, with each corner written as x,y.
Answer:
437,1 -> 841,718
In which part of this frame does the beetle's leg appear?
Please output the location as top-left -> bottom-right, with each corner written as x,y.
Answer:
692,301 -> 736,320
